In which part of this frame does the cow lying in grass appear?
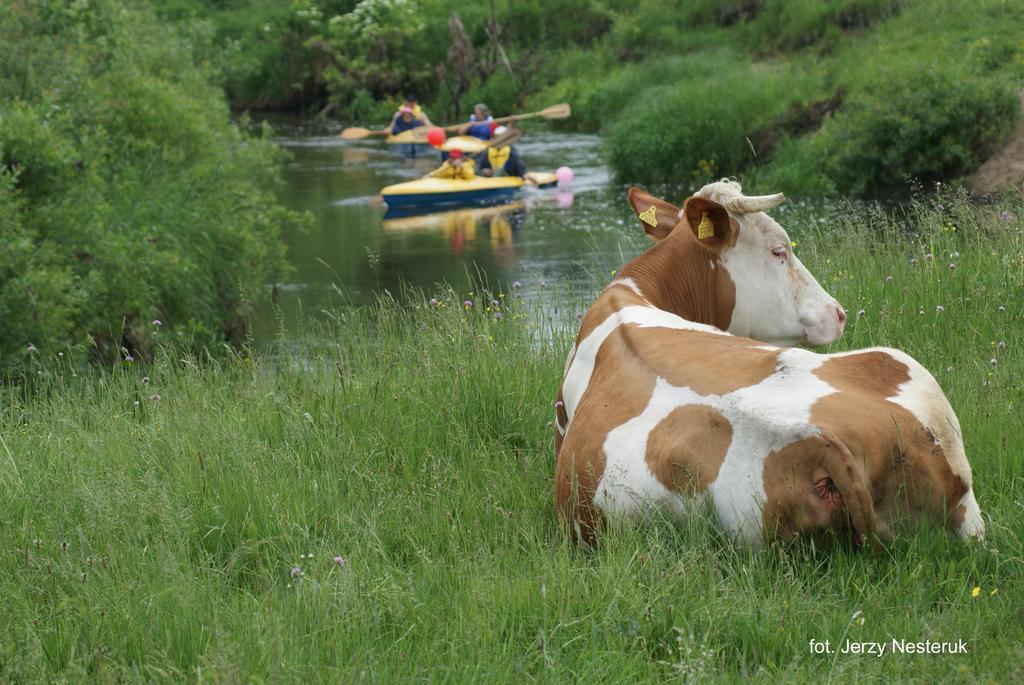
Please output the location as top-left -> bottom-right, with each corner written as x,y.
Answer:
554,180 -> 984,549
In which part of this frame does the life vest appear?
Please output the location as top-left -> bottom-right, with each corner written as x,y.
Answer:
487,146 -> 512,176
466,118 -> 494,140
431,159 -> 476,180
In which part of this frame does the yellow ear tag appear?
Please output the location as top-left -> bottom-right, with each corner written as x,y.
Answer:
638,205 -> 658,228
697,212 -> 715,240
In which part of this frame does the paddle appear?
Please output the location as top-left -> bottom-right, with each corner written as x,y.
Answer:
434,103 -> 571,133
339,126 -> 393,141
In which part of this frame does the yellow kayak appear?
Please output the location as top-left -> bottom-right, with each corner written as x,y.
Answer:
381,176 -> 524,209
381,172 -> 559,210
385,129 -> 428,145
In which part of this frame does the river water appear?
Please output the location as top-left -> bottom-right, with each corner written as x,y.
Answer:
251,116 -> 648,345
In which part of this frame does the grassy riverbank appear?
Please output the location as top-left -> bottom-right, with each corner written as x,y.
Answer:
3,193 -> 1023,682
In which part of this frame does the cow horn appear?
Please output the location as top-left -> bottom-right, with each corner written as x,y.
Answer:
726,192 -> 785,215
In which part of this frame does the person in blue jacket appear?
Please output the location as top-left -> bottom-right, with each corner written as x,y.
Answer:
458,103 -> 496,141
387,106 -> 427,135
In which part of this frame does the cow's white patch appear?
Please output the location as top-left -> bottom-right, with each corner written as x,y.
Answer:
607,277 -> 646,299
956,489 -> 985,541
594,347 -> 838,547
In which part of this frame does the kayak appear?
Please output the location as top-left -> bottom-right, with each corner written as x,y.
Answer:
380,171 -> 559,210
385,129 -> 431,158
381,176 -> 522,210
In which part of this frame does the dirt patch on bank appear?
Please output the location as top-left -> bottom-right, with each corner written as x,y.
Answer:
966,91 -> 1024,196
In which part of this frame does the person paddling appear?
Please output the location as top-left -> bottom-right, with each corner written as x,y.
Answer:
476,127 -> 528,179
429,149 -> 476,180
458,103 -> 496,141
387,106 -> 427,136
401,95 -> 433,126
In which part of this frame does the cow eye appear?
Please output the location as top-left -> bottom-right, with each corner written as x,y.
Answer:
771,245 -> 787,259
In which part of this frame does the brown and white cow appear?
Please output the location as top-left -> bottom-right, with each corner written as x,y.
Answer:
554,180 -> 983,549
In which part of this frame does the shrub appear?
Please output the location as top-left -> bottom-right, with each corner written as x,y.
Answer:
819,67 -> 1018,196
604,56 -> 820,186
0,0 -> 295,370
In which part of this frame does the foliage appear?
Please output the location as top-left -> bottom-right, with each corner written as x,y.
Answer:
0,0 -> 295,369
604,56 -> 820,187
818,68 -> 1017,196
2,193 -> 1023,681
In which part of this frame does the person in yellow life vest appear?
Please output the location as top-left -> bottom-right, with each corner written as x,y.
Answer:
402,94 -> 433,126
476,127 -> 528,179
429,149 -> 476,180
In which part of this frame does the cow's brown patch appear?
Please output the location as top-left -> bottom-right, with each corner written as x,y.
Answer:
814,351 -> 911,397
762,433 -> 880,545
617,325 -> 780,396
619,221 -> 739,331
810,351 -> 969,535
646,404 -> 731,495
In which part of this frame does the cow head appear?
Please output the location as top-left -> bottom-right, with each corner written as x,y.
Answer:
628,180 -> 845,347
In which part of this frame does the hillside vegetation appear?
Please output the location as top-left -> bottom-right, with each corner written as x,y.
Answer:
160,0 -> 1024,196
0,1 -> 297,369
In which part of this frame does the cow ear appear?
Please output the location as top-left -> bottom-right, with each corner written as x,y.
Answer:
682,196 -> 734,249
628,187 -> 681,241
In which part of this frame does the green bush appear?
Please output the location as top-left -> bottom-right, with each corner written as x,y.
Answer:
0,0 -> 295,369
819,67 -> 1018,196
746,0 -> 907,53
605,57 -> 820,186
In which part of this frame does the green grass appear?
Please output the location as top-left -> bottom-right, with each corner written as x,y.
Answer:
2,192 -> 1024,682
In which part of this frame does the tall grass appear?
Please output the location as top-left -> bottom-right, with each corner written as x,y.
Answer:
2,192 -> 1023,681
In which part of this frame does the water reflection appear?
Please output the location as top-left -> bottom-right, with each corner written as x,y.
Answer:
382,203 -> 527,259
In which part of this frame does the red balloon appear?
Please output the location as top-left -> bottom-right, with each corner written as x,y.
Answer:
426,128 -> 446,147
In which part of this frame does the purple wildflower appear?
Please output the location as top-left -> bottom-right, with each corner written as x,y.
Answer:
429,298 -> 438,306
26,344 -> 37,353
290,566 -> 302,579
334,556 -> 346,568
152,320 -> 162,326
555,400 -> 565,408
1000,210 -> 1012,222
463,300 -> 473,308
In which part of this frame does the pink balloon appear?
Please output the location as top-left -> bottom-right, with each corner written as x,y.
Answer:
555,166 -> 574,185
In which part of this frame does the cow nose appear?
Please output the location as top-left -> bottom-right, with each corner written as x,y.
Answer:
836,305 -> 847,327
